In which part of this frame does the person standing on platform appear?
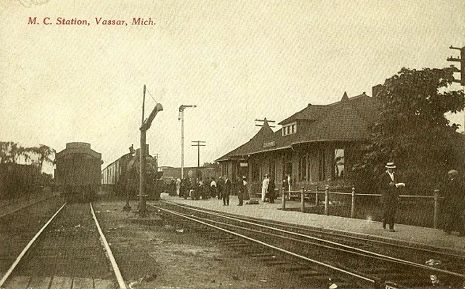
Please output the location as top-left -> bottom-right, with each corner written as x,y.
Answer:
261,174 -> 270,202
378,162 -> 405,232
268,175 -> 276,203
238,176 -> 247,206
217,176 -> 224,200
176,178 -> 181,196
223,176 -> 231,206
210,177 -> 217,198
181,178 -> 188,199
441,170 -> 465,236
282,175 -> 289,200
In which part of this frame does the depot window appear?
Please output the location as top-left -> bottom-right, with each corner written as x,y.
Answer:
333,148 -> 345,179
318,149 -> 326,181
252,161 -> 259,181
282,122 -> 297,136
299,154 -> 307,181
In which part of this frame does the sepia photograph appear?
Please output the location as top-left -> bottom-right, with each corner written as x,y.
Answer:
1,1 -> 465,288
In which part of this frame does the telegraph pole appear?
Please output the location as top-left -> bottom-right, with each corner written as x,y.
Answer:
447,45 -> 465,130
191,140 -> 206,179
255,117 -> 276,128
178,105 -> 196,179
447,45 -> 465,85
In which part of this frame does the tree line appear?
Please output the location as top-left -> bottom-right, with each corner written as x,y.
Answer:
0,142 -> 55,173
353,67 -> 465,194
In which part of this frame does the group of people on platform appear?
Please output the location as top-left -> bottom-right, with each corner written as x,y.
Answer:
172,173 -> 288,206
174,177 -> 221,201
167,161 -> 464,236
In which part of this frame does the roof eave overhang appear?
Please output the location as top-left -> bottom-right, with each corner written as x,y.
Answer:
247,145 -> 292,156
216,155 -> 247,162
290,138 -> 368,146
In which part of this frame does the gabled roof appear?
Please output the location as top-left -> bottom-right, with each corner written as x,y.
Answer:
278,104 -> 327,125
299,95 -> 373,142
216,119 -> 275,162
216,92 -> 380,162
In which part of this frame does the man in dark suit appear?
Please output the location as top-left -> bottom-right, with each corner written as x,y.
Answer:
223,176 -> 231,206
266,175 -> 276,203
378,162 -> 404,232
238,176 -> 248,206
442,170 -> 465,236
217,176 -> 224,200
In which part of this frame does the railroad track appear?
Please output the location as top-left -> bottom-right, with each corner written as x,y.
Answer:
0,203 -> 126,289
153,201 -> 465,288
166,201 -> 465,266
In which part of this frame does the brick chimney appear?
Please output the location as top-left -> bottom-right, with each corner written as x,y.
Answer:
372,84 -> 383,98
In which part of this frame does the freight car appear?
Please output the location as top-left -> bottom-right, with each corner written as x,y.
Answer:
101,145 -> 162,200
55,142 -> 102,202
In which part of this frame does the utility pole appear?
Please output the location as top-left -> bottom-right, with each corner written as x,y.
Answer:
139,85 -> 163,217
447,45 -> 465,85
178,105 -> 196,179
447,45 -> 465,130
191,140 -> 206,179
255,117 -> 276,128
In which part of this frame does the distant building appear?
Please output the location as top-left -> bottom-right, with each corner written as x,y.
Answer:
216,90 -> 380,194
159,165 -> 220,180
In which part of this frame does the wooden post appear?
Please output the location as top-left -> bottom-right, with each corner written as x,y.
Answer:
281,188 -> 286,210
324,185 -> 329,215
350,187 -> 356,218
300,187 -> 305,212
315,189 -> 319,206
433,189 -> 440,229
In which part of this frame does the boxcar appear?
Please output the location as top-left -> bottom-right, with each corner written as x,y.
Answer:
55,142 -> 102,202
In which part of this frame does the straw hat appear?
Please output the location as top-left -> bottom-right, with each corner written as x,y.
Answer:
448,170 -> 458,176
385,162 -> 396,169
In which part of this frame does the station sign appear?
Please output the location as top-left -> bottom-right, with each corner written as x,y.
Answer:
263,141 -> 275,148
240,162 -> 248,167
385,281 -> 399,289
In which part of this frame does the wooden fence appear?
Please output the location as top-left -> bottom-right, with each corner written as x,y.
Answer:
281,186 -> 444,229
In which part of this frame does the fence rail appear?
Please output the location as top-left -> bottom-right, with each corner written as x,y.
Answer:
281,187 -> 444,229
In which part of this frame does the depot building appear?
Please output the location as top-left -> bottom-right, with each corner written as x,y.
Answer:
216,88 -> 381,194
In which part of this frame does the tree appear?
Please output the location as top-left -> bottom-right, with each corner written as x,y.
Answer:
203,161 -> 220,169
26,144 -> 55,173
0,142 -> 26,164
354,67 -> 465,194
0,142 -> 55,172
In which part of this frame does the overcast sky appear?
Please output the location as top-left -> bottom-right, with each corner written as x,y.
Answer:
1,0 -> 464,172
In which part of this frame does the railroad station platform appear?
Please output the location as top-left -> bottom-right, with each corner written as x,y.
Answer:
160,194 -> 465,256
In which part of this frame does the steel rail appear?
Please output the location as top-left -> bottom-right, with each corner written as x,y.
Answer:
163,201 -> 465,279
248,215 -> 464,259
90,203 -> 127,289
177,210 -> 405,262
0,202 -> 67,288
182,202 -> 465,259
152,204 -> 377,286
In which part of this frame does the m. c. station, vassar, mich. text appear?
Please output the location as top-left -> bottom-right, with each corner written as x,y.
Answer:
27,17 -> 156,26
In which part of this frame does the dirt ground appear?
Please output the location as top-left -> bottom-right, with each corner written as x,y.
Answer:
0,197 -> 64,273
94,200 -> 313,289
